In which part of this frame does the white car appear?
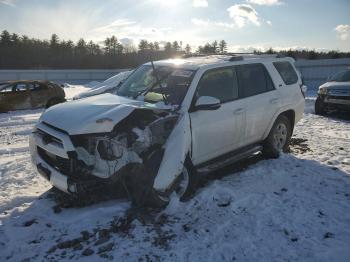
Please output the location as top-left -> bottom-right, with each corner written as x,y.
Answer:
29,55 -> 305,207
72,70 -> 133,100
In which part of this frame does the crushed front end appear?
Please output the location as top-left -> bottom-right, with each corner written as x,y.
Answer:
29,109 -> 180,197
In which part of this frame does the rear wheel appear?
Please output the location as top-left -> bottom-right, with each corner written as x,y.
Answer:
315,97 -> 326,115
263,115 -> 292,159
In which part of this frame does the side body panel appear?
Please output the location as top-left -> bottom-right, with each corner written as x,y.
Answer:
153,112 -> 192,191
30,83 -> 51,108
0,83 -> 32,111
190,99 -> 246,165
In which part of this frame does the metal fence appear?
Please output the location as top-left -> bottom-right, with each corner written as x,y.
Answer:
1,58 -> 350,89
0,69 -> 129,84
295,58 -> 350,90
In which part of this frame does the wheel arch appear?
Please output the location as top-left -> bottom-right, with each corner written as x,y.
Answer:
263,108 -> 295,139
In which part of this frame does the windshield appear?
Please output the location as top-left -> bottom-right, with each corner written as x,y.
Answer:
117,65 -> 195,105
330,69 -> 350,82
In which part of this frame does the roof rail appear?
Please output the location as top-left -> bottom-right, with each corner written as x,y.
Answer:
182,52 -> 285,61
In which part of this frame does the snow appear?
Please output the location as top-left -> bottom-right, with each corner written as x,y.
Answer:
0,90 -> 350,261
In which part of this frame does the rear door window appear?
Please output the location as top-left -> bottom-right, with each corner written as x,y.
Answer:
197,67 -> 239,103
273,61 -> 298,85
236,63 -> 273,98
30,83 -> 47,91
15,83 -> 28,92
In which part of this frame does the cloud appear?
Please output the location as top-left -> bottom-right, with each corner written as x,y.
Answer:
192,18 -> 235,29
91,19 -> 137,34
334,24 -> 350,41
193,0 -> 208,7
191,18 -> 210,26
247,0 -> 283,6
0,0 -> 16,6
227,4 -> 260,28
91,19 -> 172,44
266,20 -> 272,26
227,44 -> 330,53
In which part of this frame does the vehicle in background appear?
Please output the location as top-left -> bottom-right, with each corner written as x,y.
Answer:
29,55 -> 305,207
73,71 -> 133,100
0,80 -> 65,112
315,68 -> 350,115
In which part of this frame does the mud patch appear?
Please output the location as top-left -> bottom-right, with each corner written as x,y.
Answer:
288,138 -> 312,154
45,208 -> 177,260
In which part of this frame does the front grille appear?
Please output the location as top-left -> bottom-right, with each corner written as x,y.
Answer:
37,128 -> 64,148
328,95 -> 350,101
38,147 -> 72,175
328,89 -> 350,96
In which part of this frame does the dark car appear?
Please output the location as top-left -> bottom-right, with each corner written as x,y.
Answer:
315,68 -> 350,115
0,80 -> 65,112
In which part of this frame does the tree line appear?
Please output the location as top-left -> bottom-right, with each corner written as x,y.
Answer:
0,30 -> 349,69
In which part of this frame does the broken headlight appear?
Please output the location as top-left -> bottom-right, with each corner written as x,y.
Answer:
97,138 -> 124,161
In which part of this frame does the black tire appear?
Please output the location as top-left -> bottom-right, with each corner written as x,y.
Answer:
46,97 -> 62,108
263,115 -> 292,159
147,156 -> 198,208
315,97 -> 326,115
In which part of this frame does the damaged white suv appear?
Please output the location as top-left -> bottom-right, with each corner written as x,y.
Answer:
30,55 -> 305,207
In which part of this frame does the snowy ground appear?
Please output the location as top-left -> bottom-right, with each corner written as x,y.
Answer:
0,87 -> 349,262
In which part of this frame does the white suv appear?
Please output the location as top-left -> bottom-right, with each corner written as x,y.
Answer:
29,55 -> 305,207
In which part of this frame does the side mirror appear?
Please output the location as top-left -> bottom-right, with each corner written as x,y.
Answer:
194,96 -> 221,111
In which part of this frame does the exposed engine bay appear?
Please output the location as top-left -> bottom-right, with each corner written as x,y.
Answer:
70,109 -> 179,180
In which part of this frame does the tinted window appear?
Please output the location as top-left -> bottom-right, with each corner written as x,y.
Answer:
30,83 -> 47,91
197,68 -> 238,103
273,61 -> 298,85
15,83 -> 28,92
0,84 -> 14,93
237,63 -> 273,98
27,83 -> 35,90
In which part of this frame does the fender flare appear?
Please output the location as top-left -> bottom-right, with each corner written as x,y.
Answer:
262,105 -> 296,140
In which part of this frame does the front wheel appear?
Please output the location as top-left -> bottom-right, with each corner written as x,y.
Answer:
263,115 -> 292,159
148,159 -> 197,208
315,97 -> 326,115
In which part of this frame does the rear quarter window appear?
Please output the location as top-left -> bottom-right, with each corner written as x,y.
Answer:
236,63 -> 274,98
273,61 -> 298,85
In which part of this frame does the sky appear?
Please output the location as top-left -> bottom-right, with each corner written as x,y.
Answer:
0,0 -> 349,52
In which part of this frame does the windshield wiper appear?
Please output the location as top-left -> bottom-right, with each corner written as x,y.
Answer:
150,61 -> 169,105
133,63 -> 171,105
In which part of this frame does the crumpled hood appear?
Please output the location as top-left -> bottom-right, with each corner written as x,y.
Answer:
319,81 -> 350,90
40,93 -> 153,135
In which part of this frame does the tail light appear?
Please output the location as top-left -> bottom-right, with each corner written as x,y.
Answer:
300,84 -> 307,98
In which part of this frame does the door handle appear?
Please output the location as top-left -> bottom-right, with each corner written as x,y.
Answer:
270,98 -> 279,104
233,108 -> 244,115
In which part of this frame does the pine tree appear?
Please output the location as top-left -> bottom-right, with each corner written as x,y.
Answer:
219,40 -> 227,54
185,44 -> 191,54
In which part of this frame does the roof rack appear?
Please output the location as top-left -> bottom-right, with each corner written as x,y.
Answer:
182,52 -> 285,61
